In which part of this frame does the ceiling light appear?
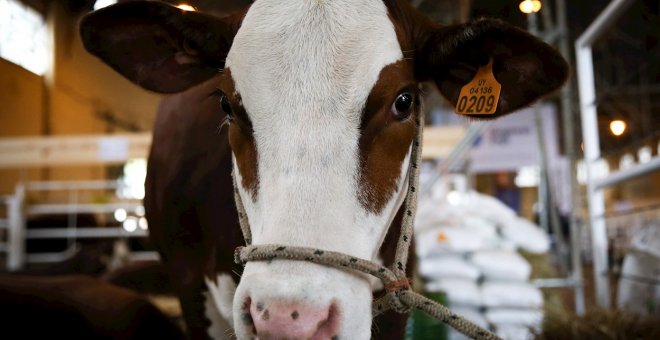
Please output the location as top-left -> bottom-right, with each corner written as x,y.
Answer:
93,0 -> 117,10
609,120 -> 626,136
519,0 -> 542,14
176,4 -> 196,11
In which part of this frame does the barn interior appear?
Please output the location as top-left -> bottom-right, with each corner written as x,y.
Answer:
0,0 -> 659,339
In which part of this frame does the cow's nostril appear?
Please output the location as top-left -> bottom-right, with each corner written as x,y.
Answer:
240,297 -> 256,335
314,302 -> 340,339
240,312 -> 254,326
249,300 -> 340,339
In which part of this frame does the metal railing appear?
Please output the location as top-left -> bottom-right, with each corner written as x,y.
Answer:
575,0 -> 654,308
1,193 -> 25,271
0,196 -> 11,258
3,180 -> 157,271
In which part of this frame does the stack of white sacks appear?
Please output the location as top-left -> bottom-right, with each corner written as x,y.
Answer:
415,184 -> 550,340
616,223 -> 660,315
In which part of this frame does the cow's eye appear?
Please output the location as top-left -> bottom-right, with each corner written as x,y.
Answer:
220,93 -> 233,117
211,89 -> 234,119
392,92 -> 414,120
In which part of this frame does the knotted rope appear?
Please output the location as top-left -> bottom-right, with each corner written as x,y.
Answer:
232,113 -> 501,340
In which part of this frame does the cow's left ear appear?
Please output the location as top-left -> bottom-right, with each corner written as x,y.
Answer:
417,18 -> 569,118
80,1 -> 245,94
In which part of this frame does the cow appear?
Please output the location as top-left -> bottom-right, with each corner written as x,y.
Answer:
0,274 -> 185,339
79,0 -> 568,339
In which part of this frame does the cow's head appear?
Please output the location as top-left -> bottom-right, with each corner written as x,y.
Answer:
81,0 -> 568,338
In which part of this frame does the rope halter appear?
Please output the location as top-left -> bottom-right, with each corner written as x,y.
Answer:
233,113 -> 501,340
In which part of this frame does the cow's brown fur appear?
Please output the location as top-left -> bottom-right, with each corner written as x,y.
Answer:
358,60 -> 418,213
0,274 -> 185,339
144,74 -> 243,338
221,69 -> 259,201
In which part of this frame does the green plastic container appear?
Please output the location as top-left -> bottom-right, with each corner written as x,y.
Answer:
405,291 -> 449,340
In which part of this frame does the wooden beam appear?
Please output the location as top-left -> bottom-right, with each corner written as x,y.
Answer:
0,133 -> 151,168
0,127 -> 464,167
421,126 -> 466,159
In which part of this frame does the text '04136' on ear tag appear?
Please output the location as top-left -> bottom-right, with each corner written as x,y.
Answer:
455,58 -> 501,115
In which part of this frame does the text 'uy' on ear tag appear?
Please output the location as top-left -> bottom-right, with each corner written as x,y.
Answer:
455,58 -> 501,115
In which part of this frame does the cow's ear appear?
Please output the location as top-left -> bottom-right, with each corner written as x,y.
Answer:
80,2 -> 243,94
417,18 -> 569,118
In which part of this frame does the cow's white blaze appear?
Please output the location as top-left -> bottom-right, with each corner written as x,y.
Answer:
225,0 -> 409,338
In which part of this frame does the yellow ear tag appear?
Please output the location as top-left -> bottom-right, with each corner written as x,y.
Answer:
455,58 -> 501,115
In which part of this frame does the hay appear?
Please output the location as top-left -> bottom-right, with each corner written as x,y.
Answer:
520,251 -> 660,339
535,308 -> 660,340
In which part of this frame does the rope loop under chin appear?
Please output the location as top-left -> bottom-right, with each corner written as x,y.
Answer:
234,244 -> 501,340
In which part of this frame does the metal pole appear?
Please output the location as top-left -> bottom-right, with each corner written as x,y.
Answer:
534,108 -> 571,272
576,44 -> 611,309
575,0 -> 636,47
575,0 -> 635,309
526,14 -> 552,237
556,0 -> 586,314
526,12 -> 551,237
7,184 -> 26,271
595,157 -> 660,189
528,11 -> 569,271
26,227 -> 148,239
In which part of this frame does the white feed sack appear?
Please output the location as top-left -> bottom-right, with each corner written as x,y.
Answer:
470,250 -> 532,281
494,324 -> 536,340
418,255 -> 481,281
415,226 -> 488,258
481,282 -> 544,309
461,215 -> 501,249
415,195 -> 452,233
497,238 -> 520,252
629,223 -> 660,258
499,217 -> 550,254
425,278 -> 482,306
415,194 -> 483,232
485,308 -> 544,327
461,190 -> 518,227
414,179 -> 464,232
617,249 -> 660,315
616,224 -> 660,315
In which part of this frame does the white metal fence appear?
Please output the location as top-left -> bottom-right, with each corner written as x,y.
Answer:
1,180 -> 157,271
576,0 -> 660,308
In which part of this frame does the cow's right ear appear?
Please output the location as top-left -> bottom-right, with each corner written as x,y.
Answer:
415,18 -> 569,119
80,2 -> 244,93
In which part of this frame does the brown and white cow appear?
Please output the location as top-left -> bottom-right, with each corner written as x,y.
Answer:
80,0 -> 568,339
0,274 -> 185,339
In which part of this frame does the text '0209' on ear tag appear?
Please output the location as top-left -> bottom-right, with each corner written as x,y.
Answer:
455,58 -> 501,115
